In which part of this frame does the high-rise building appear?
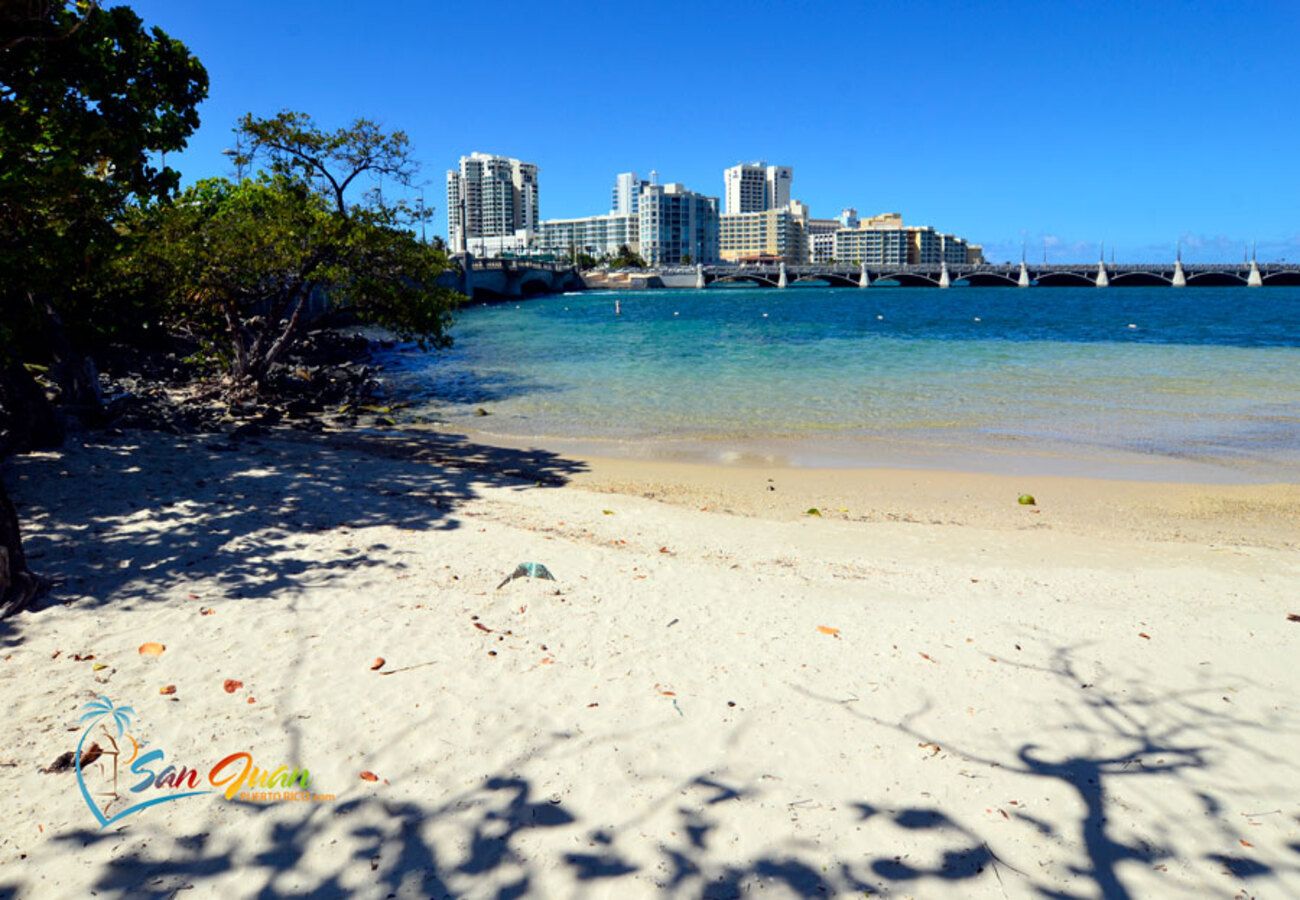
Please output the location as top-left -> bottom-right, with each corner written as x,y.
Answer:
638,183 -> 720,265
719,208 -> 807,263
446,152 -> 539,255
611,172 -> 651,216
723,162 -> 792,214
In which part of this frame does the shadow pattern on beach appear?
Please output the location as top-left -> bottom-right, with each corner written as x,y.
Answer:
6,645 -> 1296,898
0,427 -> 586,649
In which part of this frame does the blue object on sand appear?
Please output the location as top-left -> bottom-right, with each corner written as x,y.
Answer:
497,562 -> 557,590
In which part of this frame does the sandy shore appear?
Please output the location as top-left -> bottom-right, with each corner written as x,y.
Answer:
1,426 -> 1297,898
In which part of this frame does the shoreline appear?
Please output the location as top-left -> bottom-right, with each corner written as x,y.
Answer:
387,422 -> 1300,549
296,420 -> 1300,551
414,418 -> 1300,485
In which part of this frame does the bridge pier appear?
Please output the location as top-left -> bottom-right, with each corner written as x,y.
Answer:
1018,262 -> 1030,287
1247,259 -> 1263,287
695,263 -> 705,290
938,261 -> 950,289
777,262 -> 788,288
859,262 -> 870,288
1095,261 -> 1109,288
1172,258 -> 1186,287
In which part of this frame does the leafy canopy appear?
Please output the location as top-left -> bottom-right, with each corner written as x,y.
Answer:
128,112 -> 458,389
0,1 -> 208,330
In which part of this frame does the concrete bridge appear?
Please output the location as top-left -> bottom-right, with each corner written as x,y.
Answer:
440,255 -> 584,300
662,260 -> 1300,288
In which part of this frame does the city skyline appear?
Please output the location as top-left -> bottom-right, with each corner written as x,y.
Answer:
122,0 -> 1300,262
448,154 -> 980,267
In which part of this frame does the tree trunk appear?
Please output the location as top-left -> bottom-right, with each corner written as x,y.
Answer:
0,480 -> 41,619
0,356 -> 61,619
31,293 -> 103,421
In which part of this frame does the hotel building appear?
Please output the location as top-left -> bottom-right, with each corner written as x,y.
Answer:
719,208 -> 807,263
638,183 -> 720,265
723,162 -> 793,214
446,152 -> 539,256
833,226 -> 910,266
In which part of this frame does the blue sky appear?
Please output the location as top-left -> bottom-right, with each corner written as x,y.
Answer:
127,0 -> 1299,262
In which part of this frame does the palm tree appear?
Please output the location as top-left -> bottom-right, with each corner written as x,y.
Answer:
75,696 -> 134,827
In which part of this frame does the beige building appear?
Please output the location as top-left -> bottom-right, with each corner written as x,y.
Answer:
906,226 -> 968,265
719,208 -> 807,263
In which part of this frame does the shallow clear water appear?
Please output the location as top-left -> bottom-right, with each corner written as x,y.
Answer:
385,285 -> 1300,480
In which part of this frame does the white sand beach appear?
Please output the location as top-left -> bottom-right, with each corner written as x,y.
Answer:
1,427 -> 1297,898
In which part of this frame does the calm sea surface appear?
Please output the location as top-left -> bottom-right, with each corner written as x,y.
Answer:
384,285 -> 1300,481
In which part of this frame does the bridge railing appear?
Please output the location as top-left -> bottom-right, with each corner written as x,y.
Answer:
454,257 -> 577,273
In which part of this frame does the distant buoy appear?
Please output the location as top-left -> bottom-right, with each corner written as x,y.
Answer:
673,311 -> 679,316
973,317 -> 982,322
615,300 -> 621,316
1127,323 -> 1137,329
762,313 -> 769,318
876,314 -> 884,321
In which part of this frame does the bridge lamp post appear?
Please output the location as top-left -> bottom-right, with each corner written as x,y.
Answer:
220,147 -> 245,181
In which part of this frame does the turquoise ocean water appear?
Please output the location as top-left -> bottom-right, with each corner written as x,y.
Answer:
384,286 -> 1300,481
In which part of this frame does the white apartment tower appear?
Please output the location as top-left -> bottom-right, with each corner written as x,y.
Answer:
723,161 -> 793,214
611,172 -> 651,216
446,152 -> 539,254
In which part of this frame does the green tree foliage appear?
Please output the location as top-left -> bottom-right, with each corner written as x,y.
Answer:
0,1 -> 208,352
127,113 -> 459,391
609,244 -> 646,270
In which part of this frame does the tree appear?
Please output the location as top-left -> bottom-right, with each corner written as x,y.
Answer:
680,253 -> 692,266
609,244 -> 646,270
128,112 -> 459,392
1,1 -> 208,403
1,1 -> 206,619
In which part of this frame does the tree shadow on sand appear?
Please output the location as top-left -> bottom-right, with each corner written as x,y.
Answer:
0,427 -> 587,649
804,643 -> 1300,898
10,642 -> 1296,898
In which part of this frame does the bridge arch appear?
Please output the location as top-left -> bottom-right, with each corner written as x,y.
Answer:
1108,272 -> 1172,287
1185,272 -> 1247,286
518,276 -> 551,296
709,274 -> 779,288
874,272 -> 939,287
1262,271 -> 1300,286
791,274 -> 858,288
962,272 -> 1020,287
1034,271 -> 1097,287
